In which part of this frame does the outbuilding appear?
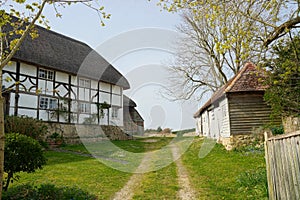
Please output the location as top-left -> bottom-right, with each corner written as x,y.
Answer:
194,63 -> 281,149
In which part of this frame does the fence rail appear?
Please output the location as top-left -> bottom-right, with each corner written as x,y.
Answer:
264,131 -> 300,200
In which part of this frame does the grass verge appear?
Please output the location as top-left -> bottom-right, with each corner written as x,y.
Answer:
181,137 -> 267,199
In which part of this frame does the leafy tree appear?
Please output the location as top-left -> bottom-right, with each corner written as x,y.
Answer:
0,0 -> 109,197
157,126 -> 162,132
263,34 -> 300,118
158,0 -> 300,46
3,133 -> 46,191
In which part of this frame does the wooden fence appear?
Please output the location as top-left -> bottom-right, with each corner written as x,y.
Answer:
264,131 -> 300,200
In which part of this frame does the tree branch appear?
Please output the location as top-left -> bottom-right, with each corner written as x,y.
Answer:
0,0 -> 48,69
264,16 -> 300,47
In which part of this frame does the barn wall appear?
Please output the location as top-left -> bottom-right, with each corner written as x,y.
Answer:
201,111 -> 209,137
228,92 -> 281,135
219,97 -> 230,138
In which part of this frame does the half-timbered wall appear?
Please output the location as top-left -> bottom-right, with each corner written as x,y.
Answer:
3,61 -> 124,126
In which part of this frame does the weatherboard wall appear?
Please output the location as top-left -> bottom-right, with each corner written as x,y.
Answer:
227,92 -> 281,135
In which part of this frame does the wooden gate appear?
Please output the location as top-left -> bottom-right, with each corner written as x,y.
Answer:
264,131 -> 300,199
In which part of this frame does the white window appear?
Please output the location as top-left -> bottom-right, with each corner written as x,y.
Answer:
79,78 -> 90,88
79,102 -> 90,113
112,107 -> 119,118
39,97 -> 57,109
39,68 -> 54,80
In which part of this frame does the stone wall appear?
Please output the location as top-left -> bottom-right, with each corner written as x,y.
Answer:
283,116 -> 300,133
45,122 -> 133,144
219,133 -> 265,151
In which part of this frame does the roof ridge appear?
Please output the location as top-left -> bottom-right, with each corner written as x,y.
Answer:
10,14 -> 90,48
37,25 -> 90,48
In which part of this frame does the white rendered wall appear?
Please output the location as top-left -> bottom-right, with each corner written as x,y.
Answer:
20,63 -> 36,76
3,61 -> 16,72
219,98 -> 231,138
201,111 -> 209,137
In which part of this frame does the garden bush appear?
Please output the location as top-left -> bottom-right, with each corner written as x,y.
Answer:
4,133 -> 46,191
2,183 -> 97,200
271,125 -> 284,135
4,116 -> 48,143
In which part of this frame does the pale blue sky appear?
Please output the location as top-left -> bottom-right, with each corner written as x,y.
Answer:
9,0 -> 200,130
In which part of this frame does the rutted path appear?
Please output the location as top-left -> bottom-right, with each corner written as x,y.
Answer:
112,153 -> 152,200
53,142 -> 197,199
112,143 -> 197,200
171,144 -> 197,200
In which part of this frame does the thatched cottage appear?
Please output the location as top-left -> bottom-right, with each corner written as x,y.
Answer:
3,22 -> 143,136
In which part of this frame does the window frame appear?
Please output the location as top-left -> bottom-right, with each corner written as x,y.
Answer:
79,78 -> 91,88
39,97 -> 58,110
112,107 -> 119,118
79,102 -> 91,114
38,68 -> 54,80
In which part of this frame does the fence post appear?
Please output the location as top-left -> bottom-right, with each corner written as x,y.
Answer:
264,131 -> 274,199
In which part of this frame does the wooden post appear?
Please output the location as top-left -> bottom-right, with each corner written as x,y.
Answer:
264,131 -> 275,199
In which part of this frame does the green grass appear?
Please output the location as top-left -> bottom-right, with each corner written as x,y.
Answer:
62,137 -> 173,154
10,151 -> 131,199
9,137 -> 177,199
181,138 -> 267,199
132,162 -> 179,200
7,137 -> 267,199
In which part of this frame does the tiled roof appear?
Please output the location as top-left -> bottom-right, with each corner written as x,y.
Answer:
193,62 -> 266,118
225,63 -> 267,92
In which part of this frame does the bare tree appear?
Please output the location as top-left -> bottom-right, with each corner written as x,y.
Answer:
163,3 -> 262,101
161,0 -> 299,101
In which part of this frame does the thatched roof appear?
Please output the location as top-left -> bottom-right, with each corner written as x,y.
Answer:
193,62 -> 266,118
123,95 -> 137,107
9,19 -> 130,89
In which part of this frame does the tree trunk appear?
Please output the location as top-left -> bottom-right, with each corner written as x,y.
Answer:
3,172 -> 11,192
0,95 -> 4,198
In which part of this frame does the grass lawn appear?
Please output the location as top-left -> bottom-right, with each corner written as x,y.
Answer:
9,151 -> 131,199
182,137 -> 267,199
9,137 -> 178,199
7,137 -> 267,199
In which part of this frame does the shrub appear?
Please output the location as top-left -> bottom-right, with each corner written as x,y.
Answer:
271,125 -> 284,135
162,128 -> 172,134
156,126 -> 162,132
2,183 -> 97,200
236,168 -> 268,199
4,133 -> 46,191
4,116 -> 48,143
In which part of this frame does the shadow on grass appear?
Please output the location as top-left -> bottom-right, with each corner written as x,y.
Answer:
44,150 -> 93,166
